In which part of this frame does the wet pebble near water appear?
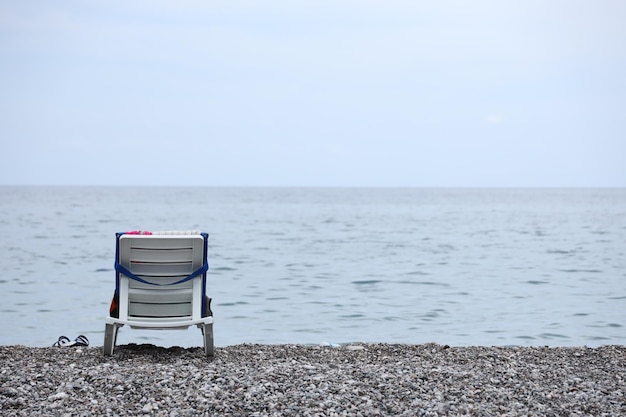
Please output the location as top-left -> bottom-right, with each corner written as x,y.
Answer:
0,343 -> 624,416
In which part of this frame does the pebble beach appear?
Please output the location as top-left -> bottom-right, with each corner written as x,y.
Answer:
1,343 -> 624,416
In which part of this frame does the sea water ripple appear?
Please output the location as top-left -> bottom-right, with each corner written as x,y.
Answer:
0,187 -> 624,347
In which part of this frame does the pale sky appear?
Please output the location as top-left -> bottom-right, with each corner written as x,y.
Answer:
1,1 -> 625,187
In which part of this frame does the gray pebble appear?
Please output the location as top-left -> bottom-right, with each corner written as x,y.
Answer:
0,343 -> 624,416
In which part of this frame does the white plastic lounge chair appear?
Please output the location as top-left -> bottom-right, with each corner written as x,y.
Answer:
104,231 -> 214,356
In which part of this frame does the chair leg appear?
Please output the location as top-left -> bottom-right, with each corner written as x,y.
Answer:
103,323 -> 119,356
201,323 -> 214,357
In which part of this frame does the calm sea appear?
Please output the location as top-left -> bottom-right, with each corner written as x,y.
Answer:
0,186 -> 624,348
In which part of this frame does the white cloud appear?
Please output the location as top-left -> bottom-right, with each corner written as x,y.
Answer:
485,114 -> 504,125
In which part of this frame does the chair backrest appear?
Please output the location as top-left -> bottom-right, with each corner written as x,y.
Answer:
114,232 -> 208,324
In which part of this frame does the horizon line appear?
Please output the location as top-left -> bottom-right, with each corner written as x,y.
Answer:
0,184 -> 624,189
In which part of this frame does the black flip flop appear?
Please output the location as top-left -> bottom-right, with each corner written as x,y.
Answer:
73,335 -> 89,347
52,336 -> 71,347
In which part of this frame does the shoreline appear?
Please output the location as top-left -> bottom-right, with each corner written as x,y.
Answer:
1,343 -> 624,416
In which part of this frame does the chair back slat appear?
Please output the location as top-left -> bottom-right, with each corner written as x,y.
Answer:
117,234 -> 206,321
